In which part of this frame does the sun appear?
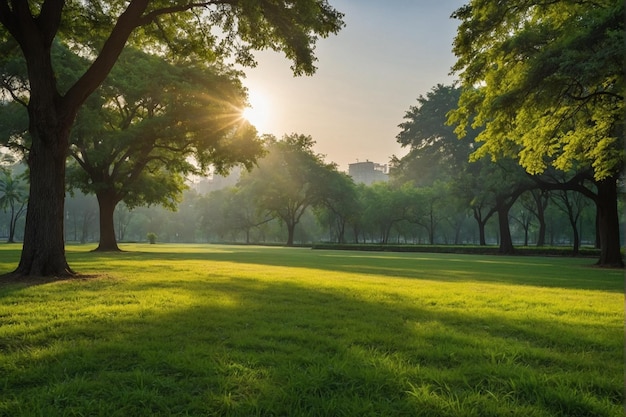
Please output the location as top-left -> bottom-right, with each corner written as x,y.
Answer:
241,89 -> 271,133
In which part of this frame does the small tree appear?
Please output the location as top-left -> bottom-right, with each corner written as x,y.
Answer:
146,233 -> 157,245
66,48 -> 262,252
0,170 -> 28,243
239,134 -> 335,246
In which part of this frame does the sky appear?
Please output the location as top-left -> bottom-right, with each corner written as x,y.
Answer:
239,0 -> 467,172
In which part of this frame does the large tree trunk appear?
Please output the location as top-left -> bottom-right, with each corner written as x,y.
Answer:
95,191 -> 122,251
15,128 -> 73,276
1,0 -> 147,277
497,206 -> 514,254
595,178 -> 623,267
7,20 -> 76,277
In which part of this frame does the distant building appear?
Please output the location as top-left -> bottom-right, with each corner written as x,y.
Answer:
348,160 -> 389,185
194,166 -> 242,194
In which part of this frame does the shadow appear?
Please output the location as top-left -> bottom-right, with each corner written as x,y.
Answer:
0,277 -> 622,416
83,245 -> 625,293
1,244 -> 622,293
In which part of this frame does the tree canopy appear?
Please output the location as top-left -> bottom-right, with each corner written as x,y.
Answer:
0,0 -> 345,277
238,133 -> 335,246
393,84 -> 476,186
448,0 -> 624,181
65,48 -> 262,251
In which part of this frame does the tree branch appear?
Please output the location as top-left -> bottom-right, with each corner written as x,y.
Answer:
63,0 -> 150,115
0,0 -> 15,33
1,78 -> 28,107
36,0 -> 65,45
137,0 -> 236,26
566,90 -> 623,102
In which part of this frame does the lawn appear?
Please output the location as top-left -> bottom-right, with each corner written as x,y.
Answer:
0,244 -> 623,417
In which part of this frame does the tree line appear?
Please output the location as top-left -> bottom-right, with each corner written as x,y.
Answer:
1,109 -> 611,254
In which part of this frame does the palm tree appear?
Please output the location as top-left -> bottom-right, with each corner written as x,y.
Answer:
0,171 -> 28,243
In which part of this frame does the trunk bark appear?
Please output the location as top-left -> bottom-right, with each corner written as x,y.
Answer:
9,20 -> 77,277
15,128 -> 73,276
2,0 -> 147,277
95,191 -> 122,251
595,178 -> 623,267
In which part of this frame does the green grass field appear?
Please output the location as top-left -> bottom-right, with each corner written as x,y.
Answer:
0,244 -> 623,417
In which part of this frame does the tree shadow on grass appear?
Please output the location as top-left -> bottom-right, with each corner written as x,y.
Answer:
91,245 -> 625,293
1,244 -> 622,292
1,277 -> 622,417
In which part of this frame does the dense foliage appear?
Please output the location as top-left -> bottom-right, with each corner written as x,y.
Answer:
447,0 -> 624,265
449,0 -> 624,181
66,48 -> 261,251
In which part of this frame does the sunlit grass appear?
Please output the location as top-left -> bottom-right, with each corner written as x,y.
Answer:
0,243 -> 623,416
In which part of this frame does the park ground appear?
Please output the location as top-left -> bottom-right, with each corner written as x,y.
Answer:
0,244 -> 623,417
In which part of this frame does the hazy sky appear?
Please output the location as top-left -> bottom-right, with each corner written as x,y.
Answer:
240,0 -> 466,171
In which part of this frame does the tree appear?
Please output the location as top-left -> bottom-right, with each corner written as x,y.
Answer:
358,183 -> 415,244
449,0 -> 624,266
66,48 -> 261,251
393,83 -> 536,250
393,84 -> 476,186
314,170 -> 359,243
0,169 -> 27,243
200,186 -> 274,243
411,182 -> 449,245
0,0 -> 345,277
64,191 -> 98,243
240,134 -> 334,246
510,190 -> 549,247
551,189 -> 592,256
450,158 -> 495,246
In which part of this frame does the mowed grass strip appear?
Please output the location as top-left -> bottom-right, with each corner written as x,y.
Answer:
0,244 -> 623,417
